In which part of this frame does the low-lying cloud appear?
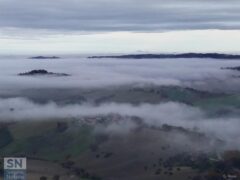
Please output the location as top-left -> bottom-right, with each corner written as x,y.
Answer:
0,57 -> 239,151
1,97 -> 240,150
0,57 -> 240,93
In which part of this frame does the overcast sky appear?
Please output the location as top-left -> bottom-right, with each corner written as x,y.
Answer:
0,0 -> 240,54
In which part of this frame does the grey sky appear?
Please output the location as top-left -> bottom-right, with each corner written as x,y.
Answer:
1,0 -> 240,31
0,0 -> 240,54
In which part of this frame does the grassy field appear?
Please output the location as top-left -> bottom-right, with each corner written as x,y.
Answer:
0,117 -> 235,180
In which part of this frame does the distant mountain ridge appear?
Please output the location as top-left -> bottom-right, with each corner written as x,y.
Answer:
89,53 -> 240,60
222,66 -> 240,71
30,56 -> 60,59
18,69 -> 70,76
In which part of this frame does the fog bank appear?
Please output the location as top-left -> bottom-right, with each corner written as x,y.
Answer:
1,97 -> 240,149
0,57 -> 240,93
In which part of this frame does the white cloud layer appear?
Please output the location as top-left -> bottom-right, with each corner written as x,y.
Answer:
0,57 -> 239,92
0,97 -> 240,149
0,57 -> 239,150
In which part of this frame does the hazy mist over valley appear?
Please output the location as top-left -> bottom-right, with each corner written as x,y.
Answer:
0,54 -> 240,180
1,0 -> 240,179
